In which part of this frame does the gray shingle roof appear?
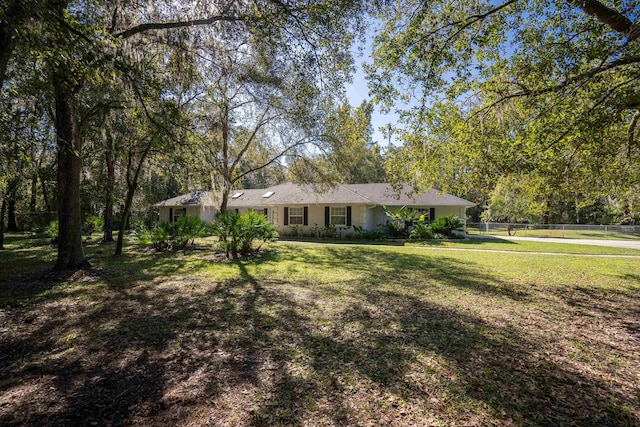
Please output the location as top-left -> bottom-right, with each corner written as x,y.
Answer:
347,183 -> 476,207
155,183 -> 475,208
261,183 -> 372,205
154,191 -> 211,207
226,188 -> 271,207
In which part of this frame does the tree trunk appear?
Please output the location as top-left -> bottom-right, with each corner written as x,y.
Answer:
0,32 -> 15,90
543,196 -> 552,225
102,117 -> 115,242
219,105 -> 231,215
29,173 -> 38,212
53,68 -> 89,269
0,1 -> 25,90
115,144 -> 151,255
40,169 -> 51,212
115,184 -> 135,256
219,186 -> 230,215
7,193 -> 18,231
0,197 -> 6,250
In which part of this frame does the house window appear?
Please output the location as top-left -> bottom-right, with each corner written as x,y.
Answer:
173,207 -> 186,222
289,207 -> 304,225
330,206 -> 346,225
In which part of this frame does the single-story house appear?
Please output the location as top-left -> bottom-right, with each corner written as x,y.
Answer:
155,182 -> 476,234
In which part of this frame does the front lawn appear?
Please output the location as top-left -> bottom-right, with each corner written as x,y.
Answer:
467,227 -> 640,240
1,236 -> 638,425
280,235 -> 640,255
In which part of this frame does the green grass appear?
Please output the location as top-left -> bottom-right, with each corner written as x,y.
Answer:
467,227 -> 640,240
407,237 -> 640,255
280,235 -> 640,255
0,233 -> 638,426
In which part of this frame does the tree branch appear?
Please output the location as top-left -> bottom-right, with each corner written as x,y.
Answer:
411,0 -> 518,49
476,54 -> 640,116
234,139 -> 308,182
79,101 -> 126,131
230,108 -> 273,171
113,14 -> 242,39
566,0 -> 639,42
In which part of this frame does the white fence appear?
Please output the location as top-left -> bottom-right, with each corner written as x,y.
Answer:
466,222 -> 640,240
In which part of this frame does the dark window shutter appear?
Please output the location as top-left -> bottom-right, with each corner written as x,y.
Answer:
284,207 -> 289,225
346,206 -> 352,226
235,209 -> 239,214
169,208 -> 173,223
325,206 -> 330,226
303,206 -> 308,225
264,208 -> 268,217
429,208 -> 435,221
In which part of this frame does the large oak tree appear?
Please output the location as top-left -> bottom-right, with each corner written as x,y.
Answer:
368,0 -> 640,200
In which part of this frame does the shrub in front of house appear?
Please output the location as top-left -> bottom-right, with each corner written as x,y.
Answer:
429,214 -> 464,237
352,225 -> 385,240
409,221 -> 435,240
212,211 -> 276,258
173,215 -> 208,248
150,222 -> 174,251
135,216 -> 208,251
382,221 -> 406,239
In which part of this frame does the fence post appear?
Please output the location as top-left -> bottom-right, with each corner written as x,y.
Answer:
562,225 -> 565,238
485,222 -> 489,234
605,225 -> 607,238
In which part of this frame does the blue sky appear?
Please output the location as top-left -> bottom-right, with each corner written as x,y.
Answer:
344,39 -> 400,148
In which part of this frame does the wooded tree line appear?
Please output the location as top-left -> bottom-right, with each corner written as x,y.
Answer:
0,0 -> 386,268
1,0 -> 639,268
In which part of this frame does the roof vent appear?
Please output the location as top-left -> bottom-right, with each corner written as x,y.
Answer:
231,192 -> 244,199
262,191 -> 275,198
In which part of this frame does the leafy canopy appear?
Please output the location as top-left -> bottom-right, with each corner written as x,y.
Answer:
369,0 -> 640,198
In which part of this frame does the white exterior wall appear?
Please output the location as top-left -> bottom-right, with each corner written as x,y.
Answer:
200,206 -> 217,224
157,203 -> 469,229
273,204 -> 366,235
157,206 -> 212,223
372,206 -> 387,229
158,207 -> 170,223
186,206 -> 201,218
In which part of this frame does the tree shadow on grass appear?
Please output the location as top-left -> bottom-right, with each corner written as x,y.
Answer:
413,236 -> 518,246
247,283 -> 637,426
0,247 -> 217,308
0,244 -> 637,425
271,244 -> 531,302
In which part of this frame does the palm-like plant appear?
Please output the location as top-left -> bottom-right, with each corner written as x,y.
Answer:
383,205 -> 423,237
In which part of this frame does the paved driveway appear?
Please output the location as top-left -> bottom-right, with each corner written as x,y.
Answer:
473,235 -> 640,250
